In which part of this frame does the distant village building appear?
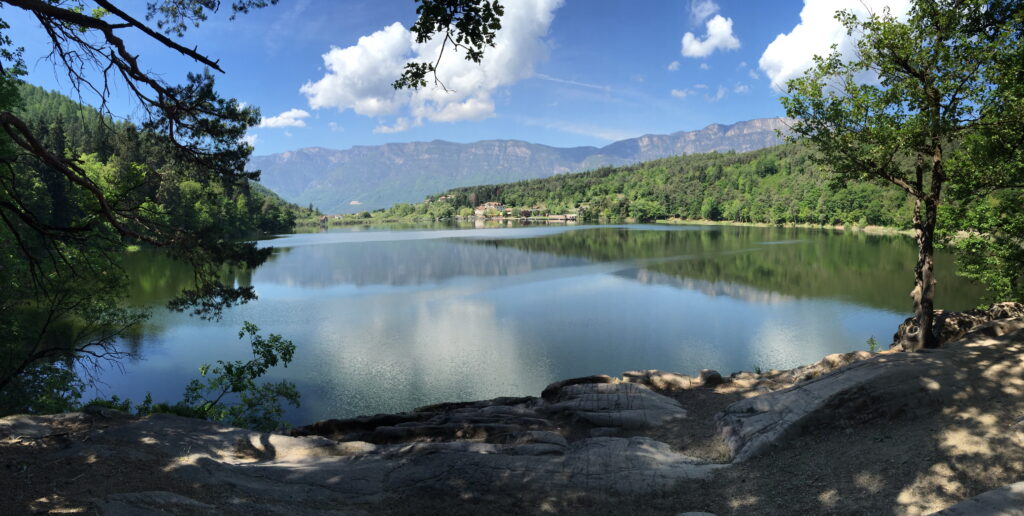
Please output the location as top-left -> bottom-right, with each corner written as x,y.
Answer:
474,201 -> 505,217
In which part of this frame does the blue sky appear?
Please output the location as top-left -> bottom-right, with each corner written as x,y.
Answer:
5,0 -> 910,155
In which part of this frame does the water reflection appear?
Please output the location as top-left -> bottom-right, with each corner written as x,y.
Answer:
255,239 -> 586,288
104,224 -> 986,423
472,226 -> 984,312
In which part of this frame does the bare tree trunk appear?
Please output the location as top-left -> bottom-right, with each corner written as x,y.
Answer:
911,196 -> 939,350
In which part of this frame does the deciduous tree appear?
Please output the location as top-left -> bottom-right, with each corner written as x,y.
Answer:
781,0 -> 1022,350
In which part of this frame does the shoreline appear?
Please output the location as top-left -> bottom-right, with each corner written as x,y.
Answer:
298,215 -> 916,236
655,217 -> 916,236
4,306 -> 1023,514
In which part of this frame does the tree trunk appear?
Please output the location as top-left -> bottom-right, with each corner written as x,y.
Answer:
909,196 -> 939,351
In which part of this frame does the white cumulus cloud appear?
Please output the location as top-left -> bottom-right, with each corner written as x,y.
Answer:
300,0 -> 563,132
259,108 -> 311,128
671,88 -> 693,98
759,0 -> 912,91
667,61 -> 680,71
681,15 -> 740,58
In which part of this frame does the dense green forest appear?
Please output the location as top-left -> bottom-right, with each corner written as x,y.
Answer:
376,143 -> 914,227
14,83 -> 316,236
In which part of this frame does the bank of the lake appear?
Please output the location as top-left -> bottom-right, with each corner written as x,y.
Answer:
656,217 -> 917,237
7,312 -> 1024,515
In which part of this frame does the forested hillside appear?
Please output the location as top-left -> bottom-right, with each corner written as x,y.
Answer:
409,143 -> 913,227
14,83 -> 314,237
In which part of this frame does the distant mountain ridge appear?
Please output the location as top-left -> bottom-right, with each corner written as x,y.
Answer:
248,117 -> 790,213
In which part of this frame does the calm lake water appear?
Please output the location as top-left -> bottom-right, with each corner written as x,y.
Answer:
97,223 -> 985,424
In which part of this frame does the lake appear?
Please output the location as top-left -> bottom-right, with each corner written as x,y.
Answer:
99,223 -> 986,424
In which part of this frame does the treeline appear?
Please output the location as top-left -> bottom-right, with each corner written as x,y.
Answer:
15,82 -> 314,237
416,143 -> 913,226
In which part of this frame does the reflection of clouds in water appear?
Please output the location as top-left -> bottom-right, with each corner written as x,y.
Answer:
748,303 -> 865,371
305,291 -> 553,418
254,240 -> 584,289
260,225 -> 584,249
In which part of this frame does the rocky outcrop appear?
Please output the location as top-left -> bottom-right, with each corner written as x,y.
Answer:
624,350 -> 876,398
291,380 -> 687,446
0,379 -> 722,513
892,301 -> 1024,350
716,350 -> 959,462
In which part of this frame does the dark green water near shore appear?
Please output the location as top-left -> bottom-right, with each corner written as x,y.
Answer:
99,224 -> 985,423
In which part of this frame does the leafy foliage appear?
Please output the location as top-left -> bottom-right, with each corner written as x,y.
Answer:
779,0 -> 1022,349
940,192 -> 1024,304
0,361 -> 85,416
180,322 -> 299,431
81,323 -> 298,431
394,0 -> 504,90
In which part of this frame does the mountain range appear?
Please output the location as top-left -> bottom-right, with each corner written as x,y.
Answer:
247,117 -> 791,214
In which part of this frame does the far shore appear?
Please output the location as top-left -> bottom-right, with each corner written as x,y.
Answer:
299,214 -> 917,237
656,217 -> 916,236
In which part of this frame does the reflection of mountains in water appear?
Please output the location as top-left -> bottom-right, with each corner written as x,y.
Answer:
617,268 -> 795,305
255,239 -> 587,288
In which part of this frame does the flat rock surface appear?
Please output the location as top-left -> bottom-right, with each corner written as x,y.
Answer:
717,350 -> 959,462
1,380 -> 717,514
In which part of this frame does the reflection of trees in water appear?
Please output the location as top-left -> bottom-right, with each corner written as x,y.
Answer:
475,227 -> 985,312
618,268 -> 796,305
121,226 -> 986,319
118,252 -> 261,343
121,252 -> 259,308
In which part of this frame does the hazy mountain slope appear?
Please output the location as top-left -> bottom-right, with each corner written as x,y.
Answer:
248,118 -> 789,213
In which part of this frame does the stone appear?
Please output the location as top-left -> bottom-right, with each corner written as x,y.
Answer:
589,427 -> 621,437
698,369 -> 724,387
892,302 -> 1024,349
541,374 -> 615,401
542,382 -> 687,429
623,370 -> 698,391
